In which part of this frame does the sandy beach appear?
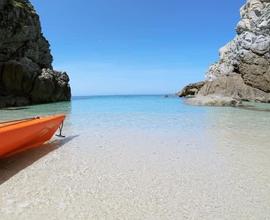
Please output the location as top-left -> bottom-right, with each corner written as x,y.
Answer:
1,97 -> 270,219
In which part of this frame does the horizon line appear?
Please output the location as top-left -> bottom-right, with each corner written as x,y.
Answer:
72,93 -> 177,98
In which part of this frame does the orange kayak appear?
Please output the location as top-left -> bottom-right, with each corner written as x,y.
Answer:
0,114 -> 65,158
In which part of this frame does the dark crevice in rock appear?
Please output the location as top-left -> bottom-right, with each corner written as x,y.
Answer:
27,70 -> 40,97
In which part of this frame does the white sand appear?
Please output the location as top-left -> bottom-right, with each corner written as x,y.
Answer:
1,128 -> 270,220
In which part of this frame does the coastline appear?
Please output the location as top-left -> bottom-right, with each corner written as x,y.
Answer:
1,96 -> 270,219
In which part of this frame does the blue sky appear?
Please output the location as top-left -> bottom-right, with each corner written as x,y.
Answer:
32,0 -> 245,95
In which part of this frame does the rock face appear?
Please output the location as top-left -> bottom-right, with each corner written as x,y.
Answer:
0,0 -> 71,108
177,81 -> 205,97
179,0 -> 270,105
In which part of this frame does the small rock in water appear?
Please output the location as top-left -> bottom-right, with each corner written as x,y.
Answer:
185,95 -> 242,107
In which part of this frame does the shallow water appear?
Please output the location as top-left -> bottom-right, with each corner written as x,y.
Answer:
0,96 -> 270,219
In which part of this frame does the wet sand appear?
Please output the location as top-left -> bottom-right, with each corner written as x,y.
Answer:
1,128 -> 270,220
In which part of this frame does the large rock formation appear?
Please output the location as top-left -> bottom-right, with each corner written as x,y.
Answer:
179,0 -> 270,105
0,0 -> 71,108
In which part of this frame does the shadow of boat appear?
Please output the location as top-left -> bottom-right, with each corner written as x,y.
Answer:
0,135 -> 78,185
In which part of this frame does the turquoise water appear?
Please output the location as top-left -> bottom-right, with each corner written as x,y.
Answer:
1,95 -> 269,140
1,95 -> 270,154
1,96 -> 270,219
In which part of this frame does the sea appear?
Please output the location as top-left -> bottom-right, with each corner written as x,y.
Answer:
0,95 -> 270,219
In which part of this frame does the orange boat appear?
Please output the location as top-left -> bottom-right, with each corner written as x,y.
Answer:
0,114 -> 66,158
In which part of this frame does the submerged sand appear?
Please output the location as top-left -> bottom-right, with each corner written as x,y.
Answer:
0,126 -> 270,219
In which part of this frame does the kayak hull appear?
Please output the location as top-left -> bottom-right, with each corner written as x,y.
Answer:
0,114 -> 65,158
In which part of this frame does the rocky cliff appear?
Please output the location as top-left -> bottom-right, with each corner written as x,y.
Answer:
179,0 -> 270,106
0,0 -> 71,108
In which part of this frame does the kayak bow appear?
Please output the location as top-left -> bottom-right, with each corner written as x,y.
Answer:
0,114 -> 65,158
